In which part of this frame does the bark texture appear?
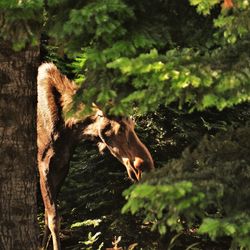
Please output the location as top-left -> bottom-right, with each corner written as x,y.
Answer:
0,42 -> 39,250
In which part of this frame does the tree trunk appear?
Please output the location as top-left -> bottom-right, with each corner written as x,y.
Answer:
0,42 -> 39,250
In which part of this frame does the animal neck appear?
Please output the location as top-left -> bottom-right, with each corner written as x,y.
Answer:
65,114 -> 100,143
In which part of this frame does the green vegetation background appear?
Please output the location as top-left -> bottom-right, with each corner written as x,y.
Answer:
2,0 -> 250,249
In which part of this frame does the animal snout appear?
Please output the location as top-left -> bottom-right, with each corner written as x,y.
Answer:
133,157 -> 144,169
133,157 -> 154,172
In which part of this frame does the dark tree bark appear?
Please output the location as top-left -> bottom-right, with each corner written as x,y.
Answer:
0,41 -> 39,250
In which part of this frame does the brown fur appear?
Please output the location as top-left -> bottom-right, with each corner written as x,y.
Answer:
37,63 -> 154,250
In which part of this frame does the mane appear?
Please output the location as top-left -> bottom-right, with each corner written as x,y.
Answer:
37,63 -> 78,135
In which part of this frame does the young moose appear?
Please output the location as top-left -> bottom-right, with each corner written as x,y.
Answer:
37,63 -> 154,250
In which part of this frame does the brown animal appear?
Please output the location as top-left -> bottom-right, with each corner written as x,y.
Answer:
37,63 -> 154,250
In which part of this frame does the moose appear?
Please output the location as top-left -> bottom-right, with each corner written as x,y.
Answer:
37,63 -> 154,250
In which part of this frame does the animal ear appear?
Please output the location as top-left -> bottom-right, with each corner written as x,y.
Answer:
92,103 -> 104,117
96,109 -> 104,117
97,142 -> 106,154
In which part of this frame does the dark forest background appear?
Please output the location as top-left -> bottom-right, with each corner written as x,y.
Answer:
1,0 -> 250,249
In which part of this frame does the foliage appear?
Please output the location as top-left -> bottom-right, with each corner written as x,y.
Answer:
0,0 -> 43,50
79,232 -> 104,250
107,43 -> 250,113
190,0 -> 250,44
123,123 -> 250,249
199,214 -> 250,249
28,0 -> 210,115
71,219 -> 102,229
2,0 -> 250,249
45,0 -> 250,115
122,181 -> 206,235
2,0 -> 249,114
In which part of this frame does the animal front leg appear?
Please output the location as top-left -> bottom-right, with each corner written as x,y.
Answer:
47,208 -> 61,250
40,201 -> 61,250
39,166 -> 61,250
40,188 -> 61,250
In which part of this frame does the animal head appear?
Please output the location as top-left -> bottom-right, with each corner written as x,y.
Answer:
83,110 -> 154,181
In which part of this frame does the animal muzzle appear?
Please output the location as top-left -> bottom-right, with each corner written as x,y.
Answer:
123,157 -> 154,182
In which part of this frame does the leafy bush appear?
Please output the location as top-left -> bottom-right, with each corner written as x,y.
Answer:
45,0 -> 250,116
123,181 -> 206,235
2,1 -> 250,114
123,124 -> 250,249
